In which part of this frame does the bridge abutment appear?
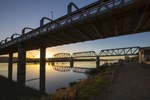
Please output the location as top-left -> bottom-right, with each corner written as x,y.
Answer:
8,52 -> 13,80
96,56 -> 100,68
17,44 -> 26,85
40,47 -> 46,93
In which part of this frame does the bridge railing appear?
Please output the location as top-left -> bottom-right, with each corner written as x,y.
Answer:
0,0 -> 138,49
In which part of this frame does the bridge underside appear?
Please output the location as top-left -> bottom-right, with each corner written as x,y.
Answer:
0,0 -> 150,55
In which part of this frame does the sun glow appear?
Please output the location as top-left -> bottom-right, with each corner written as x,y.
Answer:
46,53 -> 53,58
27,50 -> 53,58
35,52 -> 53,58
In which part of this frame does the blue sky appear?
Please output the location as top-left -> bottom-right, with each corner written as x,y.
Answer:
0,0 -> 150,57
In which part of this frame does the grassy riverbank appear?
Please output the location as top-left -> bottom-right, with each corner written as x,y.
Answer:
30,63 -> 118,100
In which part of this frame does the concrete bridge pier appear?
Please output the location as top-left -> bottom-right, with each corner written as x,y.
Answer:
96,56 -> 100,68
39,47 -> 46,93
8,52 -> 13,80
70,57 -> 74,68
17,44 -> 26,85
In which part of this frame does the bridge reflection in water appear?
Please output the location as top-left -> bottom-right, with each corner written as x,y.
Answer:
52,65 -> 95,74
0,62 -> 93,94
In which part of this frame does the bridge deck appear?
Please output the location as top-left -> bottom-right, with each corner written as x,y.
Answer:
0,0 -> 150,55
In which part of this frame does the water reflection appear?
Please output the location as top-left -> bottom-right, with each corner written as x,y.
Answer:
0,75 -> 43,100
52,65 -> 95,74
0,62 -> 96,94
52,66 -> 71,72
45,62 -> 90,93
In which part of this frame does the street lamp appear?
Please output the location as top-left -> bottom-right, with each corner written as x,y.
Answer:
51,11 -> 53,20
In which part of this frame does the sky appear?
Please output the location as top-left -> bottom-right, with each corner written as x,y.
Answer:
0,0 -> 150,58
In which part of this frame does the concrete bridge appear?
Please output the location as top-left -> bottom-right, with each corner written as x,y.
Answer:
0,0 -> 150,93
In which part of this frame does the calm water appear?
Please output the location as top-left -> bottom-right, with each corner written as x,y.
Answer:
0,60 -> 117,94
0,62 -> 97,93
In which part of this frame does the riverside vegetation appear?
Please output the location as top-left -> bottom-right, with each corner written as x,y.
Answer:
29,62 -> 118,100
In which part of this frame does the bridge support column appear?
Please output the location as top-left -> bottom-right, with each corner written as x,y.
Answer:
96,56 -> 100,68
8,52 -> 13,80
17,44 -> 26,85
70,57 -> 74,68
138,50 -> 142,63
40,47 -> 46,93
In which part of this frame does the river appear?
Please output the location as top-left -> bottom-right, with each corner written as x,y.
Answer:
0,60 -> 117,94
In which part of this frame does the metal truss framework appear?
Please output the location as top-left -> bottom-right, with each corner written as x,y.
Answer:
52,47 -> 139,58
52,51 -> 97,58
0,0 -> 138,49
72,51 -> 97,57
53,53 -> 72,58
99,46 -> 139,57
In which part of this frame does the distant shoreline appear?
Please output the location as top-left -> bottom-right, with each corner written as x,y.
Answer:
0,57 -> 118,63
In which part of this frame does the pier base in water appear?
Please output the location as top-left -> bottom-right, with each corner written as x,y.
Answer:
40,47 -> 46,93
17,44 -> 26,85
70,57 -> 74,68
8,52 -> 13,80
96,56 -> 100,68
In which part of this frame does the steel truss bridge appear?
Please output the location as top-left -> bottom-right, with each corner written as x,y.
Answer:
52,66 -> 95,74
52,46 -> 139,58
99,46 -> 139,57
0,0 -> 150,54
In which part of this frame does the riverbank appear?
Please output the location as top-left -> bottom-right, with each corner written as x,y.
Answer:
30,63 -> 118,100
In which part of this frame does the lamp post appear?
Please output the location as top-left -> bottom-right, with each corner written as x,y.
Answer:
51,11 -> 53,20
